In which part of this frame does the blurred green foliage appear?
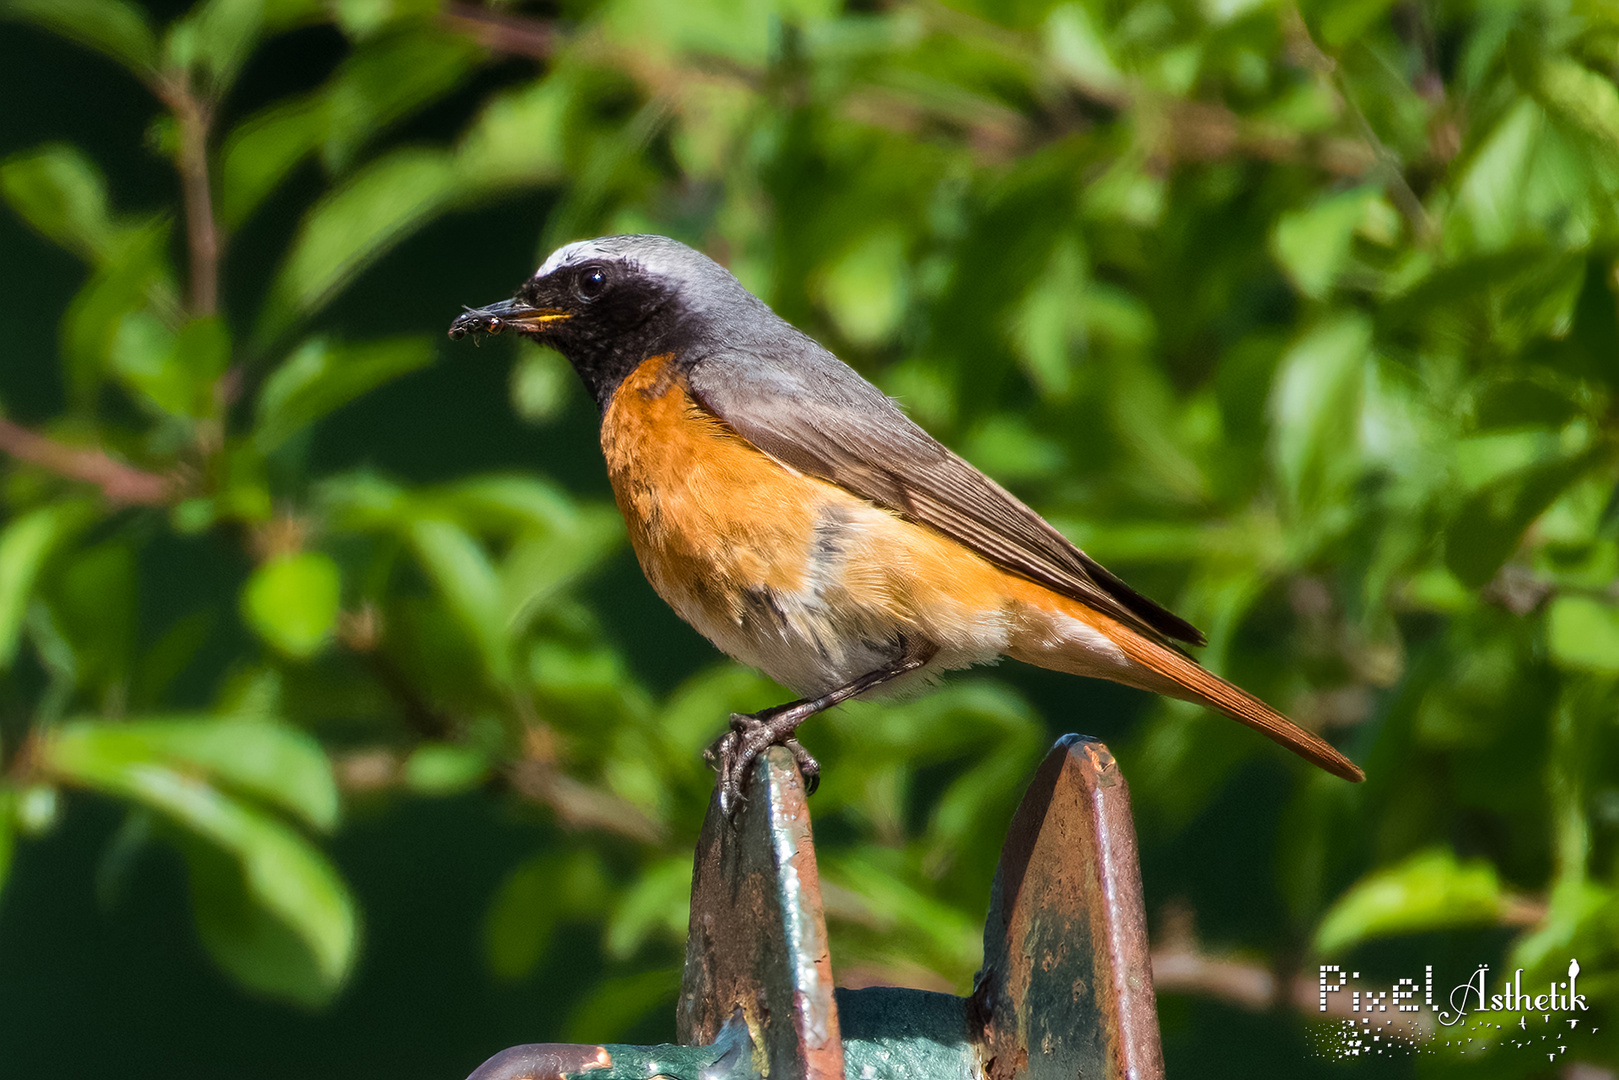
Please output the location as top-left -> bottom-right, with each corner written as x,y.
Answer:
0,0 -> 1616,1073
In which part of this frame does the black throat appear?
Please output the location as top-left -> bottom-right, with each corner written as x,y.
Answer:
532,283 -> 705,413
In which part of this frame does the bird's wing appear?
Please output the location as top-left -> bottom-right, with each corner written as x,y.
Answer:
684,348 -> 1206,647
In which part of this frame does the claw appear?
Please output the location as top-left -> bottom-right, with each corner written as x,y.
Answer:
706,713 -> 824,815
783,738 -> 819,795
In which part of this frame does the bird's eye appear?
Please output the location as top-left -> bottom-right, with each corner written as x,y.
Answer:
576,265 -> 609,301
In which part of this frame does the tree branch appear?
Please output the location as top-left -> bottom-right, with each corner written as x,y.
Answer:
507,748 -> 668,845
1284,7 -> 1436,243
337,606 -> 458,741
157,75 -> 221,317
1149,945 -> 1413,1024
0,418 -> 173,505
1149,887 -> 1541,1021
331,738 -> 669,846
331,611 -> 664,845
438,1 -> 1380,176
439,2 -> 558,59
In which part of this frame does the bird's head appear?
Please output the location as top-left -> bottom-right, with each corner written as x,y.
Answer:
449,234 -> 772,408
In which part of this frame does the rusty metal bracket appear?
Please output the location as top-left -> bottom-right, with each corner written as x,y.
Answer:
465,734 -> 1164,1080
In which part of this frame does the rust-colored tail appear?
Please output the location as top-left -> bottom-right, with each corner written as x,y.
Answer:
1108,625 -> 1364,782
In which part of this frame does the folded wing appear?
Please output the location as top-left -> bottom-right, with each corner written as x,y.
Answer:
685,348 -> 1206,649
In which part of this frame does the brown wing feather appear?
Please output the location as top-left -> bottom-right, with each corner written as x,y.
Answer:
684,353 -> 1206,647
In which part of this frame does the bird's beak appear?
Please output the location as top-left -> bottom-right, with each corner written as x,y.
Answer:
447,297 -> 570,340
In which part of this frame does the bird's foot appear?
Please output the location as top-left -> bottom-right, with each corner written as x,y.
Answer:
704,711 -> 820,816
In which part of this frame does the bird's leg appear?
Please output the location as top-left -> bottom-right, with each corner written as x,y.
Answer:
705,639 -> 938,815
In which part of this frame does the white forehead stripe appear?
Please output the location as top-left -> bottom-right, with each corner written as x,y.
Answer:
527,236 -> 751,314
532,235 -> 721,284
535,240 -> 601,277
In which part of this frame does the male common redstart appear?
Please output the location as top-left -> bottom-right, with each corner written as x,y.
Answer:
450,235 -> 1364,811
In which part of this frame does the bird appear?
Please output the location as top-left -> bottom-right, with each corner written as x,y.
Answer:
449,234 -> 1364,812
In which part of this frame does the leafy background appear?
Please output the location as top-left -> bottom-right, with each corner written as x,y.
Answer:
0,0 -> 1616,1076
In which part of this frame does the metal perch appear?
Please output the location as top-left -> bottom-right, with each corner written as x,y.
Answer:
466,734 -> 1164,1080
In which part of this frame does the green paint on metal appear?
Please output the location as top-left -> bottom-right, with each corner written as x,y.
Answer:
565,1013 -> 758,1080
836,988 -> 978,1080
679,747 -> 843,1078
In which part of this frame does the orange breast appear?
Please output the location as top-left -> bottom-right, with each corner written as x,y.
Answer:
600,354 -> 824,621
597,352 -> 1103,693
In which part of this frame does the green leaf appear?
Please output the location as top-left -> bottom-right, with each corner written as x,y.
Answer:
214,665 -> 285,720
1444,449 -> 1596,588
1508,879 -> 1615,979
41,738 -> 356,1005
1130,701 -> 1257,827
1270,314 -> 1370,514
179,828 -> 353,1008
1474,377 -> 1581,429
816,230 -> 909,347
133,610 -> 216,707
1447,102 -> 1546,251
659,665 -> 780,761
254,335 -> 434,453
15,784 -> 58,835
1299,0 -> 1398,50
0,144 -> 124,263
1546,596 -> 1619,676
1044,3 -> 1125,96
962,416 -> 1063,484
599,0 -> 824,66
484,855 -> 556,983
563,967 -> 682,1044
510,343 -> 573,423
314,471 -> 412,531
500,528 -> 623,642
1,0 -> 158,78
925,738 -> 1039,875
256,148 -> 460,345
529,641 -> 648,727
435,475 -> 592,535
108,310 -> 179,408
261,0 -> 323,30
174,317 -> 231,400
0,789 -> 14,899
321,28 -> 482,172
484,849 -> 609,982
110,313 -> 229,419
454,76 -> 570,188
51,539 -> 136,693
242,552 -> 343,659
165,0 -> 265,94
25,603 -> 79,727
402,743 -> 490,795
1009,237 -> 1085,399
1314,848 -> 1513,955
217,443 -> 275,525
0,505 -> 82,669
220,97 -> 328,230
482,861 -> 560,990
604,855 -> 690,960
59,220 -> 175,400
1523,52 -> 1619,174
408,518 -> 508,682
1569,255 -> 1619,388
222,27 -> 479,231
331,0 -> 438,39
1272,187 -> 1378,300
48,716 -> 339,831
820,849 -> 982,973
